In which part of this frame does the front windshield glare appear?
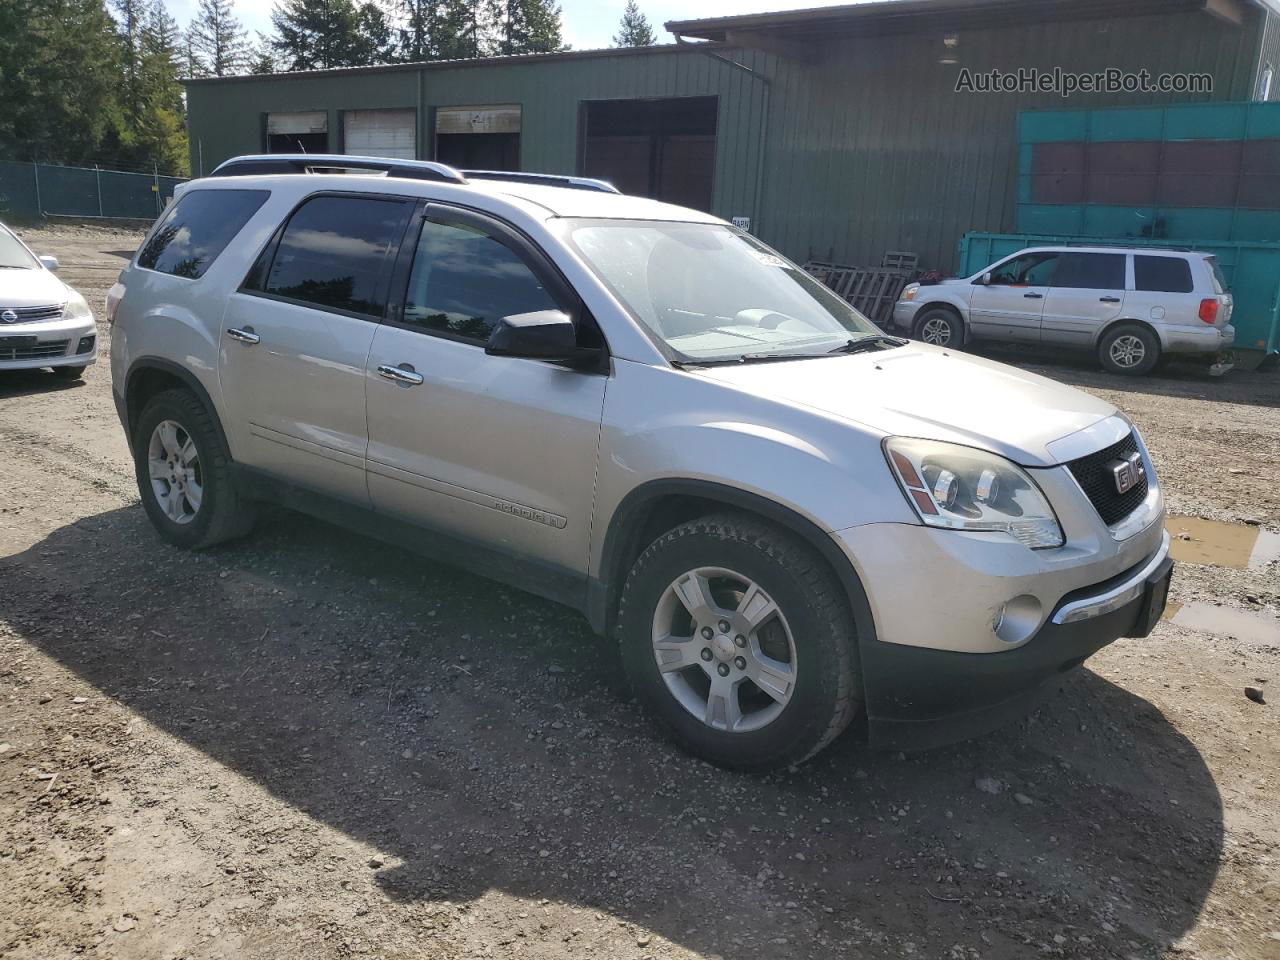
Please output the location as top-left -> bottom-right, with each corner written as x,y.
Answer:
565,221 -> 878,362
0,229 -> 37,269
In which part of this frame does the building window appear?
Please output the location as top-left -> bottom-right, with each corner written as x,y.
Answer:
434,105 -> 521,171
266,111 -> 328,153
1261,64 -> 1274,101
580,96 -> 718,212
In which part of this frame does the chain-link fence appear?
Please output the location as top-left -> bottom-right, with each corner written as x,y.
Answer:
0,160 -> 186,222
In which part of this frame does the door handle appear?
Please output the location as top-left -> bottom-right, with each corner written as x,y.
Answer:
377,363 -> 425,386
1099,296 -> 1121,303
1023,293 -> 1043,299
226,326 -> 260,344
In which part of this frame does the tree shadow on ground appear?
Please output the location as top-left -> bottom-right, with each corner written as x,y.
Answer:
9,505 -> 1225,958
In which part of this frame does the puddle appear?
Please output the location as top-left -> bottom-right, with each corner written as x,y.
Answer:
1166,516 -> 1280,571
1163,601 -> 1279,645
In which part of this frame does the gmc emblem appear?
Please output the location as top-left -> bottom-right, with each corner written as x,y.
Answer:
1109,452 -> 1146,495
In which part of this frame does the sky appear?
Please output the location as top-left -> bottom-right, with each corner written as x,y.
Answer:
160,0 -> 859,51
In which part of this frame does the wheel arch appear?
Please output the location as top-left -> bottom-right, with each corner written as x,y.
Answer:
588,478 -> 878,652
913,302 -> 966,343
1093,317 -> 1162,350
124,357 -> 230,457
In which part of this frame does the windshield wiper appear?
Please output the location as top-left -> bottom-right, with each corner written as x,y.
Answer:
828,335 -> 908,354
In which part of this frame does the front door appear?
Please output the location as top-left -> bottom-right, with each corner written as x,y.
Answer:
968,251 -> 1059,342
364,204 -> 607,577
1040,252 -> 1128,346
220,193 -> 413,505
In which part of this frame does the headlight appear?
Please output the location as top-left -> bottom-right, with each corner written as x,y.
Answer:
884,437 -> 1064,549
900,283 -> 919,302
64,291 -> 93,322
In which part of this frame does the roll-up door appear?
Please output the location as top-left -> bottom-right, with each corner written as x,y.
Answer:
343,109 -> 417,160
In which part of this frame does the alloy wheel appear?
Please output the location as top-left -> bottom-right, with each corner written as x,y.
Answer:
920,316 -> 954,346
650,566 -> 798,733
147,419 -> 203,525
1109,334 -> 1146,369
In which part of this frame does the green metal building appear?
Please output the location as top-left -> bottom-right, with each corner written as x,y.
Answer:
185,0 -> 1280,273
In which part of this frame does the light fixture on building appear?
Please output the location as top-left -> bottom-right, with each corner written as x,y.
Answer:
939,34 -> 960,65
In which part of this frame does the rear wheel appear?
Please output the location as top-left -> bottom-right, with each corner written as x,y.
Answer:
617,513 -> 860,771
915,308 -> 963,348
1099,324 -> 1160,376
133,389 -> 256,549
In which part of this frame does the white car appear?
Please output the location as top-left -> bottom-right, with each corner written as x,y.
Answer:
0,222 -> 97,379
892,245 -> 1235,375
109,156 -> 1172,770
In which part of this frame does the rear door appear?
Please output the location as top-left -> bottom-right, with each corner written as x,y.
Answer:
1040,252 -> 1127,346
220,192 -> 413,505
363,203 -> 607,577
968,251 -> 1058,342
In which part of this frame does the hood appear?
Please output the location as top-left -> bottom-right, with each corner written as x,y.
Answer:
692,343 -> 1117,467
0,267 -> 68,309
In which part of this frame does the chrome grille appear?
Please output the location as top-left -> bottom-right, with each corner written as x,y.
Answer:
1067,432 -> 1149,527
0,303 -> 64,323
0,338 -> 69,360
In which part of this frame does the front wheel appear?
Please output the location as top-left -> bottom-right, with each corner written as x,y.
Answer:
915,308 -> 963,348
617,513 -> 860,772
1098,324 -> 1160,376
133,389 -> 256,549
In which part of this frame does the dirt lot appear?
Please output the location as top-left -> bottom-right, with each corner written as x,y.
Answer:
1,223 -> 1278,960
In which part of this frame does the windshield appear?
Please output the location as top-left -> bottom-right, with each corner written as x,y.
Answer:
563,220 -> 879,362
0,227 -> 38,269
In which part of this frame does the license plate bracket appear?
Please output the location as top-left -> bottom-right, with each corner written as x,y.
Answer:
1129,558 -> 1174,638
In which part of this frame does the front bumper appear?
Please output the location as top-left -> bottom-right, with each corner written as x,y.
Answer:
0,315 -> 98,370
891,300 -> 923,332
858,540 -> 1172,751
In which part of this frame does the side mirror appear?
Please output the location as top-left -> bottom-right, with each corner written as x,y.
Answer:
39,255 -> 58,272
486,309 -> 578,360
975,271 -> 991,286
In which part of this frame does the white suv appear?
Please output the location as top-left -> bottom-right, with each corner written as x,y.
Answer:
892,245 -> 1235,375
109,156 -> 1172,770
0,221 -> 97,380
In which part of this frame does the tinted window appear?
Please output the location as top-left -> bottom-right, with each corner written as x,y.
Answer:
1134,255 -> 1193,294
989,252 -> 1058,286
1052,253 -> 1125,290
138,189 -> 268,279
257,195 -> 411,316
401,218 -> 558,342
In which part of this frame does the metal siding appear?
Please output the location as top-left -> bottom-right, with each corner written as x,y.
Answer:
187,6 -> 1265,270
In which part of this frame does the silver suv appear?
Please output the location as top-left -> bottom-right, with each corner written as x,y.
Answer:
109,156 -> 1172,770
892,245 -> 1235,375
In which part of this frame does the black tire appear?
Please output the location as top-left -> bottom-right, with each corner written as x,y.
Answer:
914,307 -> 964,349
1098,323 -> 1160,376
133,388 -> 256,549
617,512 -> 860,772
50,364 -> 87,380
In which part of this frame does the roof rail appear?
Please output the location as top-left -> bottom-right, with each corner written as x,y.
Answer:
208,154 -> 468,184
461,170 -> 621,194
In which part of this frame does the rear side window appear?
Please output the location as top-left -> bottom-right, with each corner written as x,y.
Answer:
401,217 -> 559,342
1134,256 -> 1194,294
249,195 -> 411,317
137,189 -> 268,279
1051,252 -> 1125,290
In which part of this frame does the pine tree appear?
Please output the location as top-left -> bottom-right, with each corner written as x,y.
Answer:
486,0 -> 563,56
270,0 -> 373,69
522,0 -> 563,53
189,0 -> 248,77
137,0 -> 188,173
392,0 -> 436,61
434,0 -> 482,60
0,0 -> 124,165
354,2 -> 396,64
613,0 -> 654,47
247,32 -> 279,73
112,0 -> 148,130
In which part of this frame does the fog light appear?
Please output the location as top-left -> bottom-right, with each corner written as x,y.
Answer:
76,335 -> 95,355
993,595 -> 1042,645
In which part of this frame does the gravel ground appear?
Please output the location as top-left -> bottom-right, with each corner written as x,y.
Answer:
1,223 -> 1277,960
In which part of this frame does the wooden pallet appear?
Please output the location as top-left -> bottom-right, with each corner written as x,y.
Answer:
803,256 -> 918,326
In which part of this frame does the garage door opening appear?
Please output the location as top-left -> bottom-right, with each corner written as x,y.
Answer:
581,96 -> 717,211
343,109 -> 416,160
435,105 -> 521,171
266,111 -> 328,154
